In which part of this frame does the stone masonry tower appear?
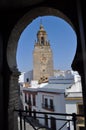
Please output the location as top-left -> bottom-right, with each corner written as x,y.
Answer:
33,24 -> 54,82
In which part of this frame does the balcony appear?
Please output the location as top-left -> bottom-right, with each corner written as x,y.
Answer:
42,103 -> 54,111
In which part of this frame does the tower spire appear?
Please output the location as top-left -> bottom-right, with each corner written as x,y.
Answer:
39,18 -> 44,30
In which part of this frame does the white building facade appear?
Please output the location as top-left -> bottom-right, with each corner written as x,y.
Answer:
21,82 -> 66,130
19,70 -> 84,130
19,70 -> 33,84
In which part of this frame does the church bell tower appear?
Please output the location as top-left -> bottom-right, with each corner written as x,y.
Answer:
33,24 -> 54,83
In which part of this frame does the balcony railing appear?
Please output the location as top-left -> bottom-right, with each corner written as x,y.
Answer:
42,103 -> 54,111
14,109 -> 84,130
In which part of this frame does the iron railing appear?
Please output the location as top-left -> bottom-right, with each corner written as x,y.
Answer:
42,103 -> 54,111
14,109 -> 84,130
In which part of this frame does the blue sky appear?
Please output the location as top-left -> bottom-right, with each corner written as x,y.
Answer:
16,16 -> 77,73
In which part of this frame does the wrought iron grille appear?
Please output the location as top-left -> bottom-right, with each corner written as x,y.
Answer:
14,109 -> 84,130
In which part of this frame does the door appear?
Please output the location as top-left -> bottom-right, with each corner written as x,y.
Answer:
50,117 -> 56,130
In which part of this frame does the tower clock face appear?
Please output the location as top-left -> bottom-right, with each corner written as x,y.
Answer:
40,54 -> 48,64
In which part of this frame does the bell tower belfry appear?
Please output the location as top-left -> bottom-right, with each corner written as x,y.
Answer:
33,24 -> 54,83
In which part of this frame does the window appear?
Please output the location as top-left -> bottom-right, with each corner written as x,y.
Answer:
50,99 -> 54,110
27,95 -> 31,105
25,93 -> 27,103
25,106 -> 27,111
45,98 -> 48,108
42,97 -> 54,111
26,78 -> 29,82
41,37 -> 44,45
78,104 -> 84,115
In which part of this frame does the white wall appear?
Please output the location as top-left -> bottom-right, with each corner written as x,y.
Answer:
65,99 -> 83,130
37,92 -> 66,130
19,71 -> 33,83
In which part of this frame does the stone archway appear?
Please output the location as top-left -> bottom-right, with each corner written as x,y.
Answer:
7,7 -> 77,130
7,7 -> 76,69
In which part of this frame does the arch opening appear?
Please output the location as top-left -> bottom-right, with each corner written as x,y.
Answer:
16,16 -> 77,73
7,6 -> 83,130
7,7 -> 76,70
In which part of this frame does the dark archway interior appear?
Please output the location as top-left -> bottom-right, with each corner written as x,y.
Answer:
0,1 -> 86,130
